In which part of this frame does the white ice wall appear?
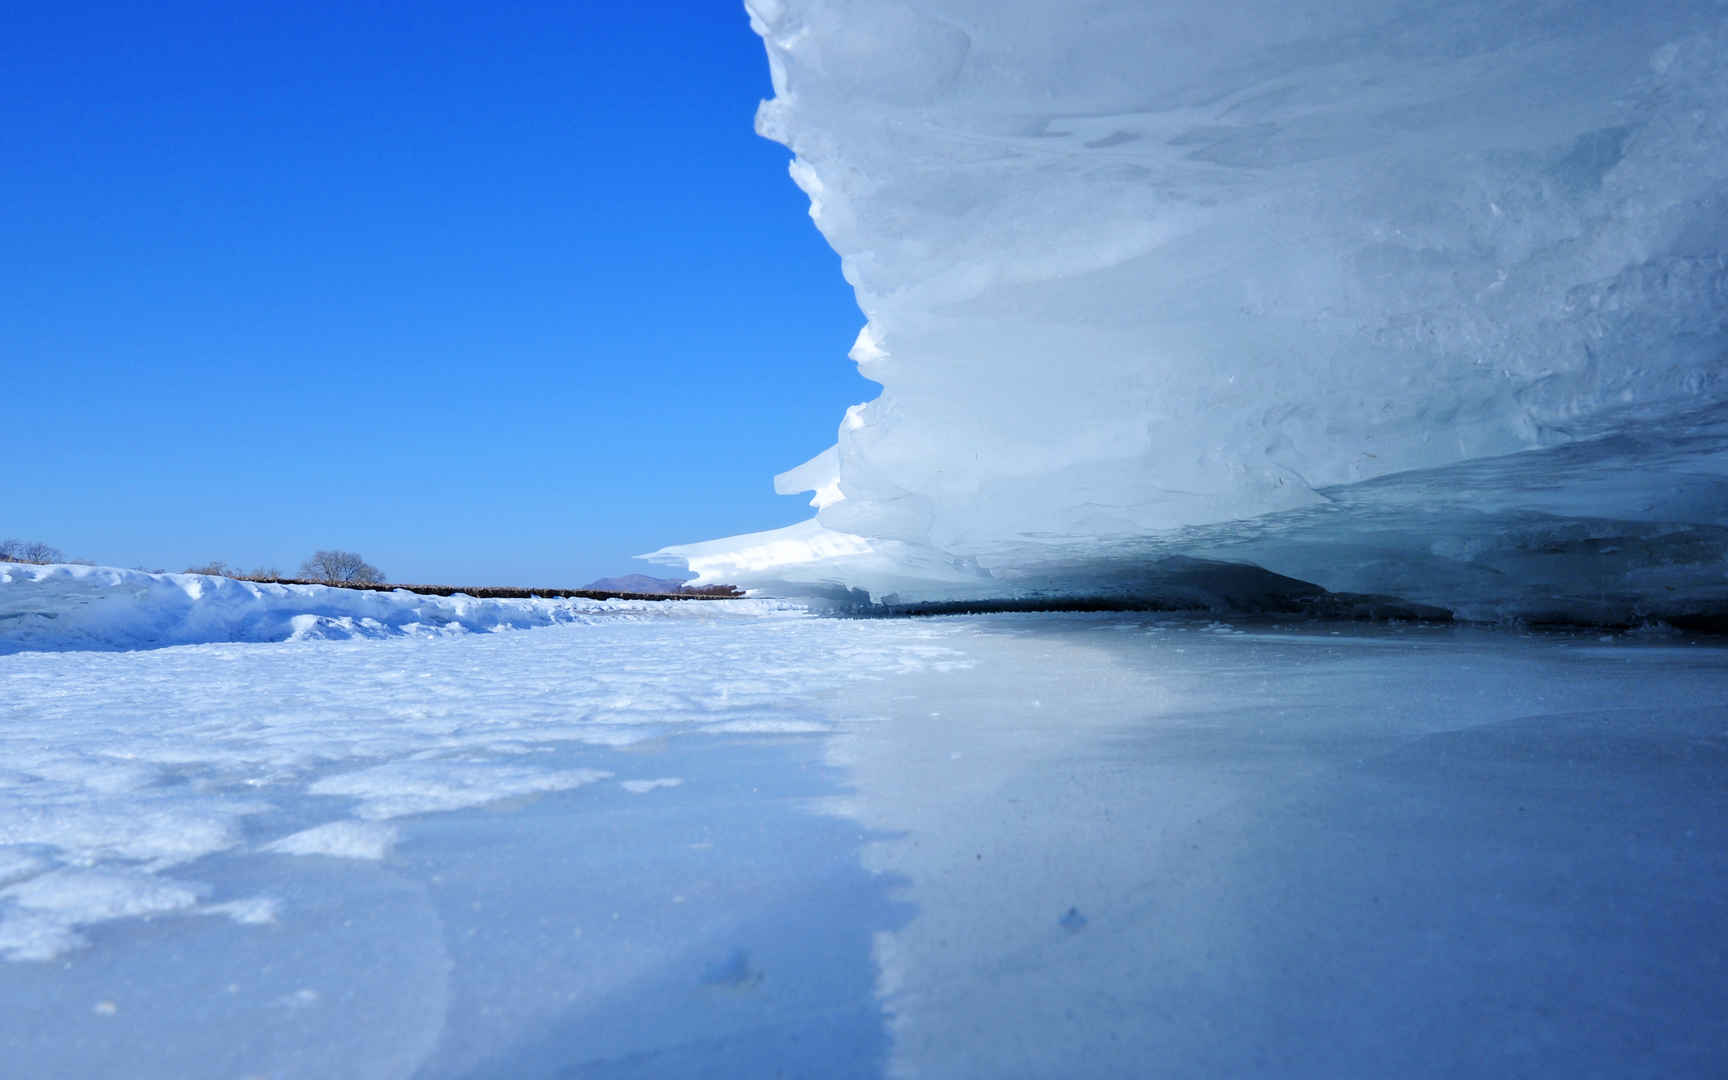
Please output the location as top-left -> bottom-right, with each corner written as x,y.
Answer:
655,1 -> 1728,620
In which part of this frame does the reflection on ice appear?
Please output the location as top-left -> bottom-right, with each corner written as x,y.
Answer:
823,615 -> 1728,1078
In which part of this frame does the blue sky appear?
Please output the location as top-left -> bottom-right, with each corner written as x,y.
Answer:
2,1 -> 870,585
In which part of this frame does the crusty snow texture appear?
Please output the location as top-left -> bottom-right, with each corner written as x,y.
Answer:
0,602 -> 956,964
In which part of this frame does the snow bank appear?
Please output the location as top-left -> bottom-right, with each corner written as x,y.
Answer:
656,1 -> 1728,623
0,564 -> 787,653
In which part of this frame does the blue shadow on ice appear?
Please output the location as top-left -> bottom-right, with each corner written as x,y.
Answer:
411,732 -> 913,1080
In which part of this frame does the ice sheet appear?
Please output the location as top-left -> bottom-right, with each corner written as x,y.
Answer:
1,613 -> 1723,1077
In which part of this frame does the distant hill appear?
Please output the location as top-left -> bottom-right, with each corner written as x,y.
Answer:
585,574 -> 695,595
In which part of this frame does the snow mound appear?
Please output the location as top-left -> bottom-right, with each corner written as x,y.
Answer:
0,564 -> 791,652
656,1 -> 1728,624
264,821 -> 400,860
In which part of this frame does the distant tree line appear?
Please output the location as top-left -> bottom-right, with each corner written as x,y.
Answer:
183,560 -> 281,580
1,539 -> 66,565
179,550 -> 382,585
7,539 -> 739,598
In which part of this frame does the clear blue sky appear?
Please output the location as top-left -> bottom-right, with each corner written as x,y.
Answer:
2,1 -> 870,585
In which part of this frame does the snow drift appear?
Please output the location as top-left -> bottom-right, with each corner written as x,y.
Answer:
0,564 -> 782,653
654,0 -> 1728,624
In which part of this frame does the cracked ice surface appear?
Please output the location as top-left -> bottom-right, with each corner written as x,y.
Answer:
656,2 -> 1728,621
1,613 -> 1724,1077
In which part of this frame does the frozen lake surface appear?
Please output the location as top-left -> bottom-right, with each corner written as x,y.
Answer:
2,610 -> 1724,1077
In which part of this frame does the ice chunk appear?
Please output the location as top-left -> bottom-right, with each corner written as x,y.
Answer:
659,2 -> 1728,624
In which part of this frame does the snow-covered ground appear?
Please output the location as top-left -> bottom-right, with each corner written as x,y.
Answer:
2,599 -> 1722,1077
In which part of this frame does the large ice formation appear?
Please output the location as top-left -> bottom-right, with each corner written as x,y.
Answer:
653,1 -> 1728,624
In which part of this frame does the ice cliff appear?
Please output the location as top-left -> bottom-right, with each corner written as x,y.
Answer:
652,1 -> 1728,625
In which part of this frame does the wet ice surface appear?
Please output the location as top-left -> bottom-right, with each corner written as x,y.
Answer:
1,613 -> 1724,1078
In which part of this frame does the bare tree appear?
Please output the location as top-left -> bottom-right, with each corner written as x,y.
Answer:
22,541 -> 63,564
297,549 -> 385,586
1,539 -> 64,565
184,560 -> 236,577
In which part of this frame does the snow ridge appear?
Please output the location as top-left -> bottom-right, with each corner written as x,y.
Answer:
0,564 -> 786,653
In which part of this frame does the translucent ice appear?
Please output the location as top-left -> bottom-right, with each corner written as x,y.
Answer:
656,1 -> 1728,623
